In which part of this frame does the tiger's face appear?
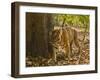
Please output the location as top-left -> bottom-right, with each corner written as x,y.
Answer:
50,29 -> 61,44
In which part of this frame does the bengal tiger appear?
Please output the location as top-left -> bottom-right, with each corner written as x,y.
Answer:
49,26 -> 80,62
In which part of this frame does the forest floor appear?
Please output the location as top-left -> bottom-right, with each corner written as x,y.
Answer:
26,32 -> 89,67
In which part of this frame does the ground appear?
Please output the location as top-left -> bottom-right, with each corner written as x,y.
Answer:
26,32 -> 89,67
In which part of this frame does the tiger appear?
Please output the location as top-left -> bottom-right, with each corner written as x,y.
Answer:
49,26 -> 80,62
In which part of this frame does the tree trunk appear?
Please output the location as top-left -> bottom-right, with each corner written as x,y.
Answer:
26,13 -> 51,58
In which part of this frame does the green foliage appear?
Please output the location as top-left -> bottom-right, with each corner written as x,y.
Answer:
52,14 -> 90,32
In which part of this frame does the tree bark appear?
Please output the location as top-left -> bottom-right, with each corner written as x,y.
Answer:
26,13 -> 50,58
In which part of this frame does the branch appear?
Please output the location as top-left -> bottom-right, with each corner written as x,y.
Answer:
61,17 -> 66,27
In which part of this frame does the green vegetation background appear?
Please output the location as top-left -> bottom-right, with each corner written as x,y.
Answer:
52,14 -> 89,32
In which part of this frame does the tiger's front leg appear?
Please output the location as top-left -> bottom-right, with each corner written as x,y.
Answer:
67,42 -> 71,62
53,47 -> 57,62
